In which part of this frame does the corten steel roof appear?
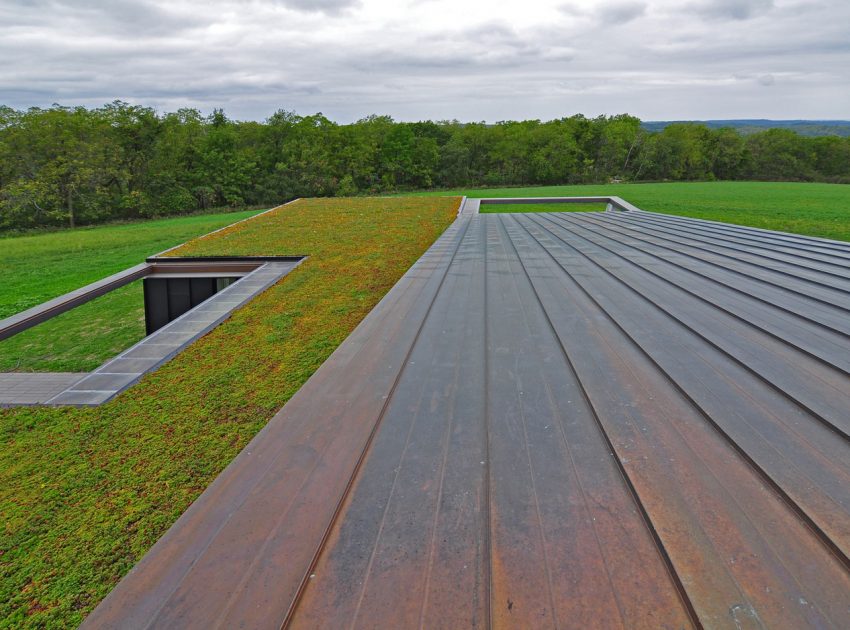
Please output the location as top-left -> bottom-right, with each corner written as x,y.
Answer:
83,203 -> 850,629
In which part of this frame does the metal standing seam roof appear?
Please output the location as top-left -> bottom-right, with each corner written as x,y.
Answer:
83,201 -> 850,629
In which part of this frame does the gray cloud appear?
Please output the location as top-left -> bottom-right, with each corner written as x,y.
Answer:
0,0 -> 848,122
0,0 -> 208,34
557,2 -> 584,17
265,0 -> 360,14
559,1 -> 647,25
688,0 -> 774,21
597,1 -> 647,25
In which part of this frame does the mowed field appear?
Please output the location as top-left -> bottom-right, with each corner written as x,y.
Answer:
0,209 -> 262,372
425,181 -> 850,242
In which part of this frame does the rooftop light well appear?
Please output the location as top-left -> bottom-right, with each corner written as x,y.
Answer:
0,256 -> 304,406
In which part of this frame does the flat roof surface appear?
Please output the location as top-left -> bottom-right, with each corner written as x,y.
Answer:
84,207 -> 850,628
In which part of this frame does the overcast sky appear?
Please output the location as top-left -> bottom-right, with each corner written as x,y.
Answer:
1,0 -> 848,122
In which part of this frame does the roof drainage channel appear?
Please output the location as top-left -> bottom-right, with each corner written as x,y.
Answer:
44,257 -> 305,406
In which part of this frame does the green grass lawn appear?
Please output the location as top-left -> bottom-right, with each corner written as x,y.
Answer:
0,282 -> 145,373
0,209 -> 262,372
422,181 -> 850,242
0,196 -> 459,628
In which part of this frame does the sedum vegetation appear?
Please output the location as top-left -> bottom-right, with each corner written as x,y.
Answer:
2,102 -> 850,231
0,196 -> 458,628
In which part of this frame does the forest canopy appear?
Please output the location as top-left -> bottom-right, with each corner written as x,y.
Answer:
2,102 -> 849,230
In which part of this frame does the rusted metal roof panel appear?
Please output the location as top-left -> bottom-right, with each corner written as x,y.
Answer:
83,209 -> 850,629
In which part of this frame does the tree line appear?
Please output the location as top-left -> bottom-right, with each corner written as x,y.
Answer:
1,102 -> 849,230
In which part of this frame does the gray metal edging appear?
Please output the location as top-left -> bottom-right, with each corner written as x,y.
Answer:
0,202 -> 304,343
44,257 -> 306,406
477,196 -> 642,212
0,263 -> 151,342
0,198 -> 309,407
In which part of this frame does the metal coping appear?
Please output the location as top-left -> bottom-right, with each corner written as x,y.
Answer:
477,195 -> 643,212
0,258 -> 299,343
147,255 -> 307,263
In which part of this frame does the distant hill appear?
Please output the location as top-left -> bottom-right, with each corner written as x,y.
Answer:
642,119 -> 850,137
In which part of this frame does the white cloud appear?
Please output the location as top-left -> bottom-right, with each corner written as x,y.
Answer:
0,0 -> 848,121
